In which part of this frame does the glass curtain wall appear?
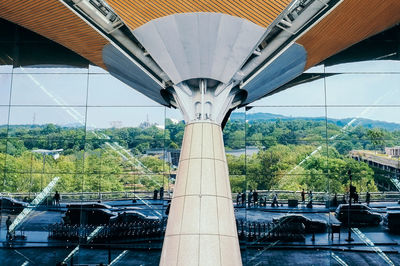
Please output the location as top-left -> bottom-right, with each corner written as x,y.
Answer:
235,59 -> 400,265
1,22 -> 400,266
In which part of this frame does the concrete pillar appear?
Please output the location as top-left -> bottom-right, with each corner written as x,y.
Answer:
160,122 -> 242,266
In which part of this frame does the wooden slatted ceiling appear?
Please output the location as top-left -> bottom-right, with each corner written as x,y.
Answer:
297,0 -> 400,70
0,0 -> 108,68
106,0 -> 292,29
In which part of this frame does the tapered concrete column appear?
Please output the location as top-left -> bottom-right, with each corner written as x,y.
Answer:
160,122 -> 242,266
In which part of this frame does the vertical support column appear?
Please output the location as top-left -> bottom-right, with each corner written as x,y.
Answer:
160,122 -> 242,266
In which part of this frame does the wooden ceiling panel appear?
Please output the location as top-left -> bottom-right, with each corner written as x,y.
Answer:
0,0 -> 109,68
105,0 -> 292,30
297,0 -> 400,69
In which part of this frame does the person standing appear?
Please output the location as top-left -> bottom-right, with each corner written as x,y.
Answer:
260,197 -> 264,207
153,189 -> 159,200
236,192 -> 241,206
272,193 -> 279,207
307,191 -> 313,208
253,190 -> 258,207
366,191 -> 371,205
333,193 -> 338,207
159,187 -> 164,200
6,216 -> 12,240
354,191 -> 359,203
241,192 -> 246,207
301,189 -> 305,204
54,191 -> 61,207
248,190 -> 253,207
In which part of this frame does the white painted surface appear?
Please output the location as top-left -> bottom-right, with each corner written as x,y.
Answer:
160,122 -> 242,266
133,13 -> 265,84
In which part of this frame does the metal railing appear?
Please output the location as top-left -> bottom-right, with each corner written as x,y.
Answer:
0,190 -> 171,204
2,190 -> 400,206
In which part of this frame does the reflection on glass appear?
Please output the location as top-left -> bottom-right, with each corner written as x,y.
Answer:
86,106 -> 165,135
252,78 -> 325,106
165,108 -> 185,150
88,64 -> 108,74
11,73 -> 88,106
325,60 -> 400,73
0,25 -> 398,265
8,106 -> 86,137
87,74 -> 159,106
12,66 -> 88,74
4,139 -> 74,177
0,65 -> 13,74
326,74 -> 400,106
304,64 -> 325,73
326,106 -> 400,139
245,106 -> 327,142
0,107 -> 8,137
0,73 -> 11,105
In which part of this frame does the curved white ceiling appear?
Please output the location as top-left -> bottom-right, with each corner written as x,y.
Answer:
132,12 -> 265,84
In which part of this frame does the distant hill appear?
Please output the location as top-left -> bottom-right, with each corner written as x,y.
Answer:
230,112 -> 400,131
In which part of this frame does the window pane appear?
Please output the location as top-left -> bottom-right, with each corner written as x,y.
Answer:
0,73 -> 11,105
87,73 -> 160,106
11,73 -> 88,106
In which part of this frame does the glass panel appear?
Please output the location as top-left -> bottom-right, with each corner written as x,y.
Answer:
326,106 -> 400,139
243,85 -> 330,264
7,106 -> 86,138
325,60 -> 400,73
11,73 -> 88,106
47,138 -> 85,175
164,108 -> 184,211
85,106 -> 165,139
165,107 -> 185,151
251,78 -> 325,106
0,65 -> 13,74
5,138 -> 46,176
245,106 -> 328,142
303,64 -> 325,73
0,43 -> 14,73
0,138 -> 6,194
12,66 -> 88,74
326,74 -> 400,106
0,73 -> 12,105
87,73 -> 160,106
0,13 -> 397,266
88,64 -> 108,74
224,108 -> 245,176
325,62 -> 400,265
0,107 -> 8,137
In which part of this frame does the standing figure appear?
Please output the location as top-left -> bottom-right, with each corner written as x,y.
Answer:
159,187 -> 164,200
272,193 -> 279,207
248,190 -> 253,207
332,193 -> 338,207
350,185 -> 356,202
236,192 -> 241,206
153,189 -> 159,200
6,216 -> 12,240
54,191 -> 61,207
354,191 -> 359,203
301,189 -> 305,204
307,191 -> 313,208
366,191 -> 371,205
253,190 -> 258,207
241,192 -> 246,207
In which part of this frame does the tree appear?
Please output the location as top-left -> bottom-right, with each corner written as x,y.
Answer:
367,128 -> 385,152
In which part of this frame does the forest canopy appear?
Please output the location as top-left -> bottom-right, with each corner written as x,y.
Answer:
1,117 -> 398,194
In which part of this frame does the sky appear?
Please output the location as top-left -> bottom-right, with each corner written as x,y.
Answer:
0,60 -> 399,128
